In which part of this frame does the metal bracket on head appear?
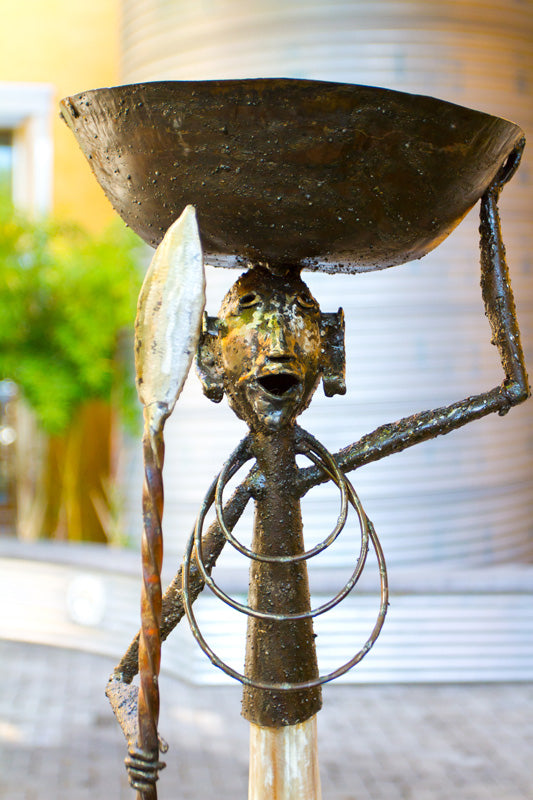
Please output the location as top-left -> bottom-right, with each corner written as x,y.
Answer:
196,313 -> 225,403
320,309 -> 346,397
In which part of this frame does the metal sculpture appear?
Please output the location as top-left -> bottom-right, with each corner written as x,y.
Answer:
60,78 -> 530,799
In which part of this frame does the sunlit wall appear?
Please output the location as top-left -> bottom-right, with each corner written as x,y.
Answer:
0,0 -> 121,227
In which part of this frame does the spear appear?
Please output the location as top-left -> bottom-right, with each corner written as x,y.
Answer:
129,205 -> 205,799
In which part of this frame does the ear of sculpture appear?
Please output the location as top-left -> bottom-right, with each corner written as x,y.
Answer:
196,313 -> 225,403
320,309 -> 346,397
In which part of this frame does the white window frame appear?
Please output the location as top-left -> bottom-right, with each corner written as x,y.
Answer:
0,83 -> 54,215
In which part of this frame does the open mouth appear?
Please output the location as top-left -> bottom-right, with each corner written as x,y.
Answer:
257,373 -> 300,398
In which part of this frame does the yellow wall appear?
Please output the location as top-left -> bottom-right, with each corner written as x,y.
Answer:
1,0 -> 121,230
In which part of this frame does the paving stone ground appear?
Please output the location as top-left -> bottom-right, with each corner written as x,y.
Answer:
1,639 -> 532,800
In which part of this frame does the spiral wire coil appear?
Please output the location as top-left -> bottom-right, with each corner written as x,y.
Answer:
183,428 -> 389,690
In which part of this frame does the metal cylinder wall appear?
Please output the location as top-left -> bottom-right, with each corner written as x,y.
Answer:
120,0 -> 533,569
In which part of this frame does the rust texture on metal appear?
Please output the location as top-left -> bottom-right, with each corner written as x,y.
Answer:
107,178 -> 530,736
58,77 -> 530,792
106,179 -> 530,742
182,426 -> 388,693
241,427 -> 322,726
127,206 -> 205,798
194,266 -> 342,725
479,177 -> 529,402
212,266 -> 339,431
112,458 -> 255,685
60,79 -> 524,273
297,182 -> 531,496
182,264 -> 387,726
132,416 -> 165,799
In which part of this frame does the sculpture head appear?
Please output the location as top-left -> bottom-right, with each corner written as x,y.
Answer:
197,266 -> 345,433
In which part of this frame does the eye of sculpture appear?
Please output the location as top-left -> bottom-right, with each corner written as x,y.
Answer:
238,291 -> 261,309
295,292 -> 318,310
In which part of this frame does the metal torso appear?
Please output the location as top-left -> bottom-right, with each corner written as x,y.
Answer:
242,427 -> 322,726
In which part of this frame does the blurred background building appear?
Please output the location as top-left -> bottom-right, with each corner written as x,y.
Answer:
1,0 -> 532,683
0,0 -> 121,225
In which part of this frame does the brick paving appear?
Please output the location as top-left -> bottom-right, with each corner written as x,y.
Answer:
0,639 -> 532,799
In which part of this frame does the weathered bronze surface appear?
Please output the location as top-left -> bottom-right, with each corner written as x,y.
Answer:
107,179 -> 530,731
195,266 -> 348,724
180,427 -> 388,712
241,429 -> 322,726
60,77 -> 530,797
200,267 -> 342,431
60,78 -> 524,272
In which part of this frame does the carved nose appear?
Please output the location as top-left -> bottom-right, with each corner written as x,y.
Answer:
267,321 -> 291,358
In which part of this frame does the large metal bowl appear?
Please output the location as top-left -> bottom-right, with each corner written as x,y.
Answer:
60,78 -> 524,273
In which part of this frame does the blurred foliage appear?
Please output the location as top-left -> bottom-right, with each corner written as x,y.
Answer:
0,197 -> 144,435
0,198 -> 145,543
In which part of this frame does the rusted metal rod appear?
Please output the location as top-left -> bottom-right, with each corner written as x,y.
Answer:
113,446 -> 256,685
182,429 -> 388,691
135,416 -> 165,800
298,183 -> 530,497
242,427 -> 322,728
479,182 -> 529,397
241,427 -> 321,800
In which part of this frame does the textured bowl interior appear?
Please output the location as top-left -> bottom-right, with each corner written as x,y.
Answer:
60,78 -> 524,273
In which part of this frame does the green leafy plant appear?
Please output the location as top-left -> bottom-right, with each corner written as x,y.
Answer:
0,203 -> 143,432
0,199 -> 144,541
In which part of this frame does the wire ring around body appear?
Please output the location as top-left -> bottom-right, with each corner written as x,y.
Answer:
181,429 -> 389,691
214,433 -> 350,564
193,449 -> 369,622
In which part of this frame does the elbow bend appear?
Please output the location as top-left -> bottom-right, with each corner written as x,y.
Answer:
500,378 -> 531,413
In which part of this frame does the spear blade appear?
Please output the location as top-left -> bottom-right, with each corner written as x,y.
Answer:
135,204 -> 206,424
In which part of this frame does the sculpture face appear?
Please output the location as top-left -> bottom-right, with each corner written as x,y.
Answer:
217,268 -> 322,432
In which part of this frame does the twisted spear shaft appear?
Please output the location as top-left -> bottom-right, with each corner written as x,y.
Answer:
135,413 -> 166,800
131,206 -> 205,798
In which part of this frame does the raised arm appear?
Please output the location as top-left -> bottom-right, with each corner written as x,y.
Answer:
298,158 -> 530,496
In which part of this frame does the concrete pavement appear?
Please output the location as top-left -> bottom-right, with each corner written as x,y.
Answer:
0,639 -> 532,800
